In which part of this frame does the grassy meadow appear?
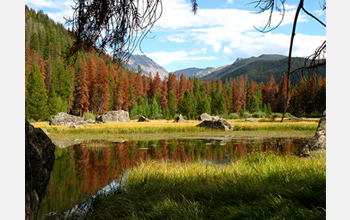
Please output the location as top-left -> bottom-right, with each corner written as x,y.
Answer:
49,151 -> 326,220
33,118 -> 319,140
37,118 -> 325,219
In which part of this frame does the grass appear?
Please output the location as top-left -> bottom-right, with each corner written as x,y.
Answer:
33,119 -> 318,140
48,151 -> 326,220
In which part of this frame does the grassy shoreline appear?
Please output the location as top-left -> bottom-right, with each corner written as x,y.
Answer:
33,119 -> 319,140
52,151 -> 325,219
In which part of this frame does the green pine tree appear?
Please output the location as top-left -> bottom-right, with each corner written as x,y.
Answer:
47,89 -> 60,116
25,63 -> 48,121
168,91 -> 176,118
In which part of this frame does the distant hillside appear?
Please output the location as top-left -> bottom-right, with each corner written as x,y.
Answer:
173,66 -> 228,78
202,54 -> 287,82
202,54 -> 326,84
125,54 -> 168,80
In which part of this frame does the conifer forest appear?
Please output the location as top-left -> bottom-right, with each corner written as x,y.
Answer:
25,5 -> 326,122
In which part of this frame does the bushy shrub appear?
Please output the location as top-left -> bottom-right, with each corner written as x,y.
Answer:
272,113 -> 283,118
252,111 -> 266,118
308,111 -> 323,118
284,112 -> 295,118
228,113 -> 240,119
83,111 -> 97,120
241,111 -> 252,119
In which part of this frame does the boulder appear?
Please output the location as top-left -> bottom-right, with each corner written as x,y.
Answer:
196,118 -> 233,131
300,110 -> 326,157
138,116 -> 151,122
198,113 -> 219,121
96,110 -> 130,123
245,118 -> 257,122
25,120 -> 56,220
285,117 -> 305,121
49,112 -> 93,126
174,114 -> 185,123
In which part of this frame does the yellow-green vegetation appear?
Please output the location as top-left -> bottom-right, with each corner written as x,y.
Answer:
33,119 -> 318,140
54,151 -> 325,219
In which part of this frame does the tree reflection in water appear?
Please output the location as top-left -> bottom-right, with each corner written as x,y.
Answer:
39,137 -> 308,219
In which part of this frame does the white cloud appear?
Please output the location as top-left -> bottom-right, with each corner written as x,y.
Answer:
26,0 -> 74,24
222,32 -> 326,61
226,0 -> 234,4
25,0 -> 72,10
146,50 -> 217,66
156,0 -> 310,53
284,4 -> 296,10
314,9 -> 325,17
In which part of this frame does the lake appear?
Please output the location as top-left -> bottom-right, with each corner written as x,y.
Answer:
38,136 -> 310,219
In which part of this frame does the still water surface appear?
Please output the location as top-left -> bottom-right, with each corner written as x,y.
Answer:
38,137 -> 309,219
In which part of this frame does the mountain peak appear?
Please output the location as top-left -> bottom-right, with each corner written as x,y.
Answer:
124,54 -> 168,80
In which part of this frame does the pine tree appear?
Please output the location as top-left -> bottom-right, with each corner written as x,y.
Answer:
234,75 -> 246,113
160,82 -> 168,111
48,89 -> 60,116
74,57 -> 89,116
134,73 -> 143,100
168,91 -> 176,118
87,53 -> 97,112
268,74 -> 278,112
178,90 -> 193,118
277,73 -> 289,112
231,78 -> 239,112
305,73 -> 317,114
122,75 -> 131,111
25,63 -> 48,120
95,59 -> 110,114
152,72 -> 162,99
167,73 -> 178,107
178,73 -> 187,100
249,85 -> 263,113
150,97 -> 161,119
108,70 -> 116,110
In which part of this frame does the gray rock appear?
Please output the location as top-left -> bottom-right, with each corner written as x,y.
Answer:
138,116 -> 151,122
174,114 -> 185,123
25,120 -> 55,220
285,117 -> 305,121
68,125 -> 85,129
49,112 -> 89,126
245,118 -> 257,122
300,110 -> 326,157
196,118 -> 233,131
84,117 -> 96,124
96,110 -> 130,123
198,113 -> 220,121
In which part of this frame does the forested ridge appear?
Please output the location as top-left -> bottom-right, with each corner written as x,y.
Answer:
25,6 -> 326,122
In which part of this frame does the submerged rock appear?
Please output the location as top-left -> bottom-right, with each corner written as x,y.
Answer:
196,118 -> 233,131
25,120 -> 55,220
300,110 -> 326,157
138,116 -> 151,122
96,110 -> 130,123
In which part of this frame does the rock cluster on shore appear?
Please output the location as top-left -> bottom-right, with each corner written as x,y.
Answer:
300,110 -> 326,157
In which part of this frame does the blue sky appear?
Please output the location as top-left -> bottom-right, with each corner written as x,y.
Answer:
25,0 -> 326,72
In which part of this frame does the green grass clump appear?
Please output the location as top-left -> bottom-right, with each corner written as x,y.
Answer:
54,152 -> 325,220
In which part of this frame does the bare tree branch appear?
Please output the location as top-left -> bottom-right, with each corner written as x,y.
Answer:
301,7 -> 326,27
64,0 -> 163,64
247,0 -> 286,33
